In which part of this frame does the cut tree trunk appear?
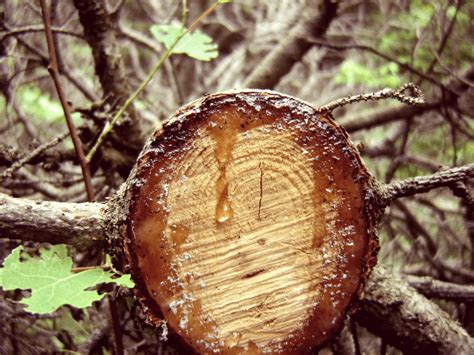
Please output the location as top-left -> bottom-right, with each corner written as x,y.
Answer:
116,90 -> 380,353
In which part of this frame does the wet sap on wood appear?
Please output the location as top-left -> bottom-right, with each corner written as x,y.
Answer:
124,91 -> 378,353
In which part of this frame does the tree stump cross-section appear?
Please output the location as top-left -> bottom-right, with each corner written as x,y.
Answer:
123,90 -> 379,353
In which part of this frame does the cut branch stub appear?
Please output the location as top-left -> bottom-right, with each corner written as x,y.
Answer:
122,90 -> 379,353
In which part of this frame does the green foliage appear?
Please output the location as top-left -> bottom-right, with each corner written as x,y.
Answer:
17,85 -> 81,126
150,24 -> 218,61
218,0 -> 232,3
334,0 -> 473,88
0,245 -> 134,314
34,310 -> 91,349
334,59 -> 402,88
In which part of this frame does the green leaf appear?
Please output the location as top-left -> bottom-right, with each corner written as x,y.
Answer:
218,0 -> 232,3
150,24 -> 218,61
0,245 -> 134,314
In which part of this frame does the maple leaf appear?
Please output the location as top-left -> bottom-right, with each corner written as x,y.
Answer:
0,245 -> 134,314
150,24 -> 218,61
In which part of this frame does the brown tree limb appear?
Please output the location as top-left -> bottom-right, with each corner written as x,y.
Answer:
12,35 -> 98,102
421,0 -> 464,81
40,0 -> 94,201
355,266 -> 474,354
72,0 -> 132,105
0,192 -> 105,246
342,101 -> 442,133
405,274 -> 474,302
380,164 -> 474,205
317,83 -> 425,113
243,0 -> 339,89
72,0 -> 143,177
0,143 -> 76,169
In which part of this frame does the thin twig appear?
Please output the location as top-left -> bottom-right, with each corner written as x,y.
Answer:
350,319 -> 361,355
0,25 -> 83,40
40,0 -> 94,201
430,47 -> 474,88
108,295 -> 124,355
310,38 -> 452,93
86,0 -> 223,162
317,83 -> 425,113
421,0 -> 463,80
0,131 -> 69,180
7,25 -> 97,101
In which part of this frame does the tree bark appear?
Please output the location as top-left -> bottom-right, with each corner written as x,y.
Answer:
243,0 -> 339,89
0,192 -> 105,247
380,164 -> 474,205
73,0 -> 144,177
355,266 -> 474,354
406,274 -> 474,302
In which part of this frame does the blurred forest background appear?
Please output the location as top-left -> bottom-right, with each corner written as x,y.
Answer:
0,0 -> 473,354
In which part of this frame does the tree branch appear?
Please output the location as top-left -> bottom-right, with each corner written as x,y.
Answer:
0,193 -> 105,247
13,36 -> 98,102
339,62 -> 474,132
356,266 -> 474,354
310,38 -> 450,92
72,0 -> 132,106
406,274 -> 474,302
0,25 -> 83,40
72,0 -> 144,176
380,164 -> 474,205
40,0 -> 94,201
243,0 -> 339,89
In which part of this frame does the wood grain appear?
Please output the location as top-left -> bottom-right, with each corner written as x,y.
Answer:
123,90 -> 378,353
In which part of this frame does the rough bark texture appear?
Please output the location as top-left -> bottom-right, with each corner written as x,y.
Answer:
243,0 -> 339,89
463,189 -> 474,335
406,275 -> 474,302
339,62 -> 474,132
355,266 -> 474,354
73,0 -> 143,176
381,164 -> 474,204
0,192 -> 105,247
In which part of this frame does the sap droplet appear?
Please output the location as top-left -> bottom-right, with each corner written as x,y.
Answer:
216,197 -> 233,223
224,332 -> 242,348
